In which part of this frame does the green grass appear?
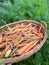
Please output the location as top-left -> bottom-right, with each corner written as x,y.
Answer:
0,0 -> 49,65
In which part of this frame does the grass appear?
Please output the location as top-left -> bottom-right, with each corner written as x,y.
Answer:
0,0 -> 49,65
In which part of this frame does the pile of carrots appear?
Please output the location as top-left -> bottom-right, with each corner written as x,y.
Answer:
0,22 -> 44,58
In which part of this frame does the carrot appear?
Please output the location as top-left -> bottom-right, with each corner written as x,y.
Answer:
17,40 -> 39,55
25,23 -> 32,28
0,43 -> 5,48
0,52 -> 2,56
6,29 -> 17,35
2,36 -> 6,42
17,43 -> 28,47
14,36 -> 28,46
0,42 -> 8,49
32,28 -> 38,34
10,48 -> 17,55
4,45 -> 10,52
39,27 -> 41,33
25,43 -> 37,53
14,34 -> 22,46
25,34 -> 35,36
11,26 -> 17,31
6,31 -> 13,35
32,27 -> 43,37
0,34 -> 2,43
9,34 -> 17,39
20,23 -> 26,28
37,33 -> 43,37
6,33 -> 17,42
17,42 -> 33,55
6,38 -> 12,42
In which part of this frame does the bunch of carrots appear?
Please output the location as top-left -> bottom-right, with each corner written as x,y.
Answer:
0,22 -> 44,58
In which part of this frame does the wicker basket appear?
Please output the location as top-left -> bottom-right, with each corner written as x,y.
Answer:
0,20 -> 47,64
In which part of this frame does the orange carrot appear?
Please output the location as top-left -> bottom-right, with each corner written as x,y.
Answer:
0,52 -> 2,56
32,28 -> 38,35
25,23 -> 32,28
8,33 -> 17,39
39,27 -> 41,33
25,43 -> 37,53
4,45 -> 10,52
37,33 -> 43,37
0,43 -> 5,48
14,34 -> 22,46
6,33 -> 17,42
32,27 -> 43,37
10,48 -> 17,55
6,38 -> 12,42
0,34 -> 2,43
17,43 -> 33,55
2,36 -> 6,42
17,43 -> 28,47
17,40 -> 39,55
20,23 -> 26,28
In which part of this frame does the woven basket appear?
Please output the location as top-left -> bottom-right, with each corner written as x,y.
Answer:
0,20 -> 47,64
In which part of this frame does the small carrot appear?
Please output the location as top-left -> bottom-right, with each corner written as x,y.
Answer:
6,38 -> 12,42
17,43 -> 28,47
25,23 -> 32,28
